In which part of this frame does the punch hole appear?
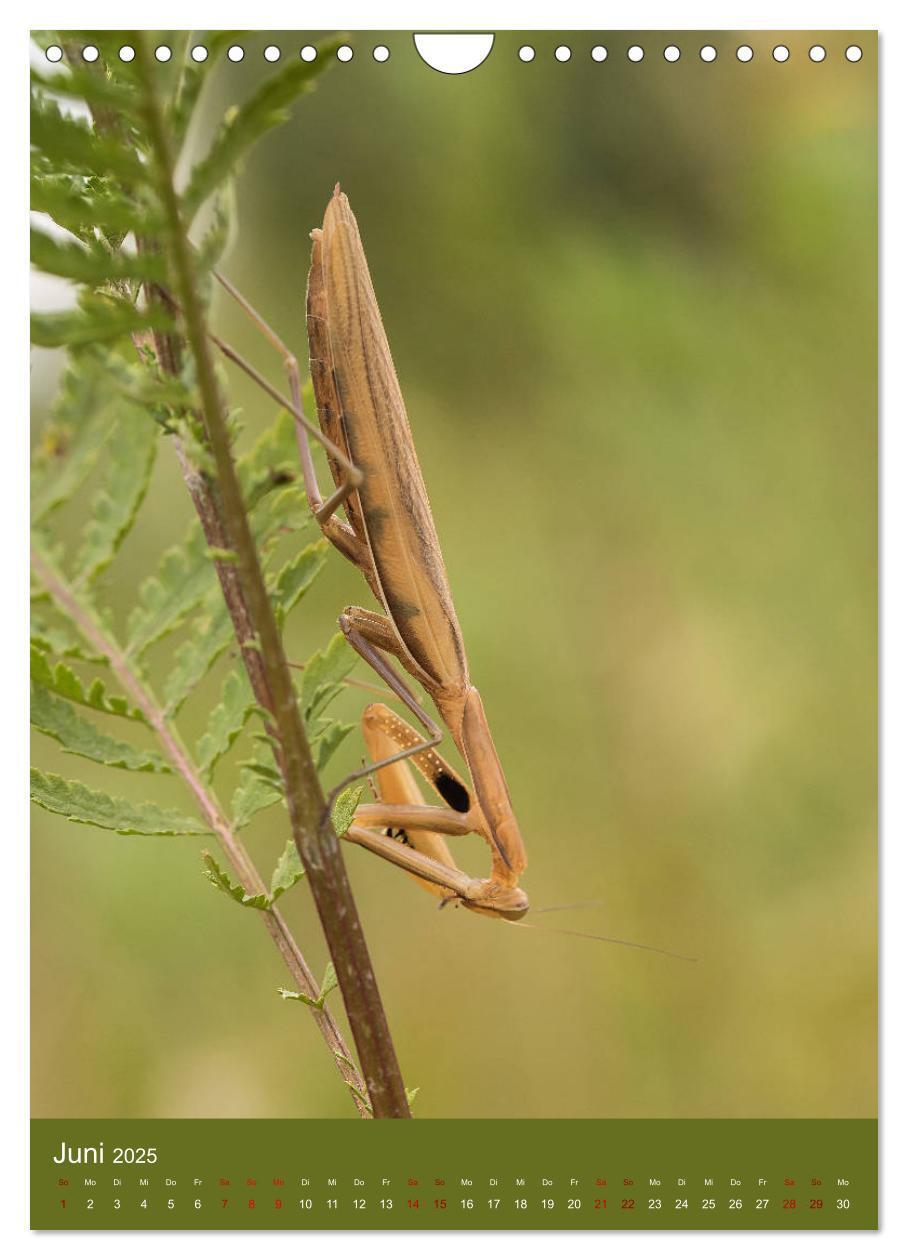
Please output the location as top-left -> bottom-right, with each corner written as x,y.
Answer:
228,45 -> 245,63
591,46 -> 608,62
191,45 -> 208,63
45,45 -> 63,62
373,45 -> 390,62
809,45 -> 826,62
773,45 -> 790,62
155,46 -> 172,63
301,46 -> 317,63
82,45 -> 99,63
700,45 -> 717,62
555,45 -> 572,62
337,45 -> 354,62
628,45 -> 644,63
518,45 -> 535,62
413,33 -> 494,74
264,45 -> 281,63
845,45 -> 863,62
118,45 -> 135,62
736,45 -> 754,62
663,45 -> 681,62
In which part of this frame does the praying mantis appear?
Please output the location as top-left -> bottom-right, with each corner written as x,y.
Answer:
211,189 -> 694,959
302,188 -> 529,920
210,188 -> 527,920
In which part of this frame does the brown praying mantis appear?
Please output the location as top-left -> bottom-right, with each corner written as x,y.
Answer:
302,188 -> 529,920
209,189 -> 694,958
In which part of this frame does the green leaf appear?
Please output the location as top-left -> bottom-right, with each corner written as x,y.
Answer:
268,838 -> 306,902
169,31 -> 240,148
201,851 -> 271,910
196,669 -> 256,780
31,350 -> 117,524
30,90 -> 149,186
31,63 -> 143,116
273,540 -> 328,619
406,1086 -> 421,1107
183,39 -> 341,219
31,226 -> 168,287
231,767 -> 283,830
31,295 -> 172,349
161,604 -> 234,715
127,524 -> 216,655
31,644 -> 145,722
278,960 -> 339,1011
194,179 -> 238,272
93,344 -> 196,416
30,610 -> 107,664
30,768 -> 207,835
31,168 -> 161,242
331,784 -> 364,838
31,681 -> 170,773
237,408 -> 299,500
72,409 -> 158,586
320,961 -> 339,1003
250,485 -> 313,558
312,718 -> 353,772
300,633 -> 354,723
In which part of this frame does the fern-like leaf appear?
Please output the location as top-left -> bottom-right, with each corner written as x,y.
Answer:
231,766 -> 283,830
161,602 -> 234,715
300,633 -> 354,724
312,718 -> 353,772
268,837 -> 306,903
201,850 -> 271,910
31,294 -> 173,349
30,90 -> 148,187
196,669 -> 256,780
31,226 -> 168,288
273,540 -> 328,622
31,681 -> 170,773
30,768 -> 207,835
72,408 -> 158,586
30,610 -> 107,664
126,524 -> 214,655
31,644 -> 146,722
279,961 -> 338,1011
31,350 -> 116,524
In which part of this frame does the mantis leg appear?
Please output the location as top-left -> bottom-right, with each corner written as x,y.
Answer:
323,611 -> 445,812
344,825 -> 485,905
350,705 -> 468,901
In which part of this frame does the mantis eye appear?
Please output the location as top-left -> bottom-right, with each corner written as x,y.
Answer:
434,771 -> 470,813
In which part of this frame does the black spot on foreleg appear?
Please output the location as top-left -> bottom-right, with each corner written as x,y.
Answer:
435,772 -> 470,813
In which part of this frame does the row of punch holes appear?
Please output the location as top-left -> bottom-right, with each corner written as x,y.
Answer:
45,41 -> 865,66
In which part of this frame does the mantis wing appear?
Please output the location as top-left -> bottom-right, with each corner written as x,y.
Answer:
313,188 -> 469,694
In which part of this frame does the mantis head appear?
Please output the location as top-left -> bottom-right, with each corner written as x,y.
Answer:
460,881 -> 530,921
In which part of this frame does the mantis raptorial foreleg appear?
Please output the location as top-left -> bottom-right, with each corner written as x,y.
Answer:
347,704 -> 490,909
323,611 -> 446,811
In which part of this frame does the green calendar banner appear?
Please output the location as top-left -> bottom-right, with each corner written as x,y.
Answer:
31,1119 -> 877,1229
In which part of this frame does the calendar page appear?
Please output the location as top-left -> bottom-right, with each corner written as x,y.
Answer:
29,27 -> 877,1232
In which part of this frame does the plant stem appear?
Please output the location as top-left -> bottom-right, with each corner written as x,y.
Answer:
31,549 -> 371,1118
134,35 -> 411,1118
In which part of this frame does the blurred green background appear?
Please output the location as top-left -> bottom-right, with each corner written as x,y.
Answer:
31,31 -> 877,1119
